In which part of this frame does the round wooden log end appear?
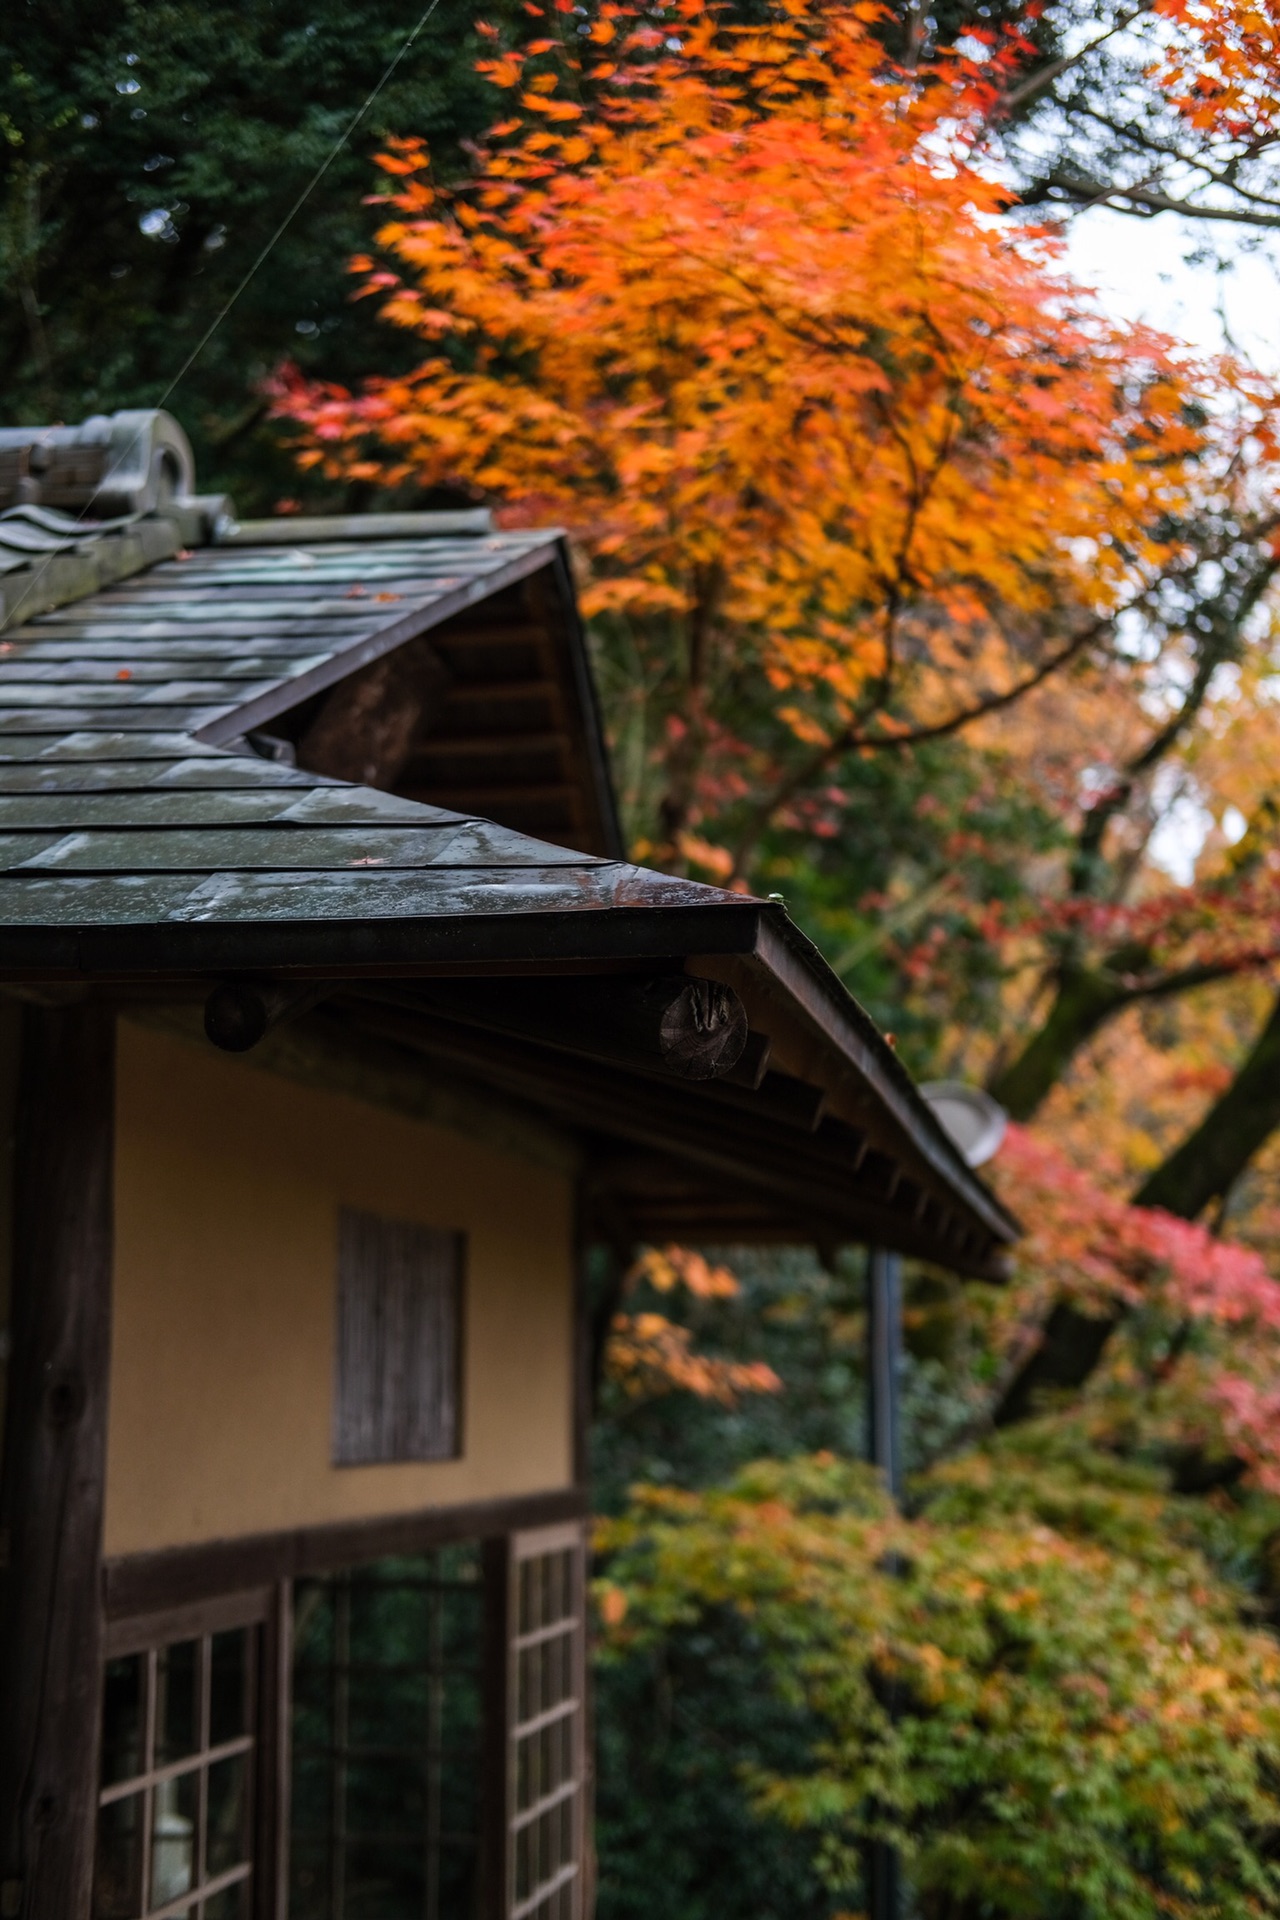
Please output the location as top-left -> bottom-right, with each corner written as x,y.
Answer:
204,983 -> 269,1052
659,980 -> 748,1079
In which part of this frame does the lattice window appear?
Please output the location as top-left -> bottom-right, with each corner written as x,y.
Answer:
506,1524 -> 586,1920
93,1606 -> 261,1920
333,1210 -> 464,1466
290,1547 -> 484,1920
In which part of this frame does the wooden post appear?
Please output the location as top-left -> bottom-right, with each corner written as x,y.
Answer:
865,1247 -> 902,1503
0,1004 -> 116,1920
479,1535 -> 512,1920
865,1246 -> 903,1920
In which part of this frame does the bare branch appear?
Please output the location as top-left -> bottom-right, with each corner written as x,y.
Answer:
727,614 -> 1111,879
1001,4 -> 1154,115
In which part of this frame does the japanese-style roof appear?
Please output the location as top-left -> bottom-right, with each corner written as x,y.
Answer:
0,412 -> 1016,1273
0,726 -> 734,969
0,500 -> 622,856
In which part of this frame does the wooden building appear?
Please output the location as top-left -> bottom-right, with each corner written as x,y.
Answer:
0,413 -> 1015,1920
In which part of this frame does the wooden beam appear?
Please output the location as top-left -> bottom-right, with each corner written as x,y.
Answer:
103,1486 -> 588,1620
393,974 -> 749,1082
721,1030 -> 772,1090
0,1004 -> 115,1920
337,999 -> 1006,1273
701,1067 -> 828,1132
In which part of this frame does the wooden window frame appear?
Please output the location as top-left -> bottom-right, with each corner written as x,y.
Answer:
98,1586 -> 290,1920
103,1490 -> 590,1920
484,1521 -> 587,1920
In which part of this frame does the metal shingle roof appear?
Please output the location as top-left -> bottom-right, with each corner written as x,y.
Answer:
0,507 -> 1016,1262
0,526 -> 740,954
0,528 -> 557,738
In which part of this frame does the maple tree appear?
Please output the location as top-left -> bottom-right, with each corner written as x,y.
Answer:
606,1244 -> 782,1407
596,1444 -> 1280,1920
592,1127 -> 1280,1915
986,1123 -> 1280,1474
272,0 -> 1228,878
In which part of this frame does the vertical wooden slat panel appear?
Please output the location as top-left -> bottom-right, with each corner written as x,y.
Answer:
333,1210 -> 463,1465
0,1002 -> 115,1920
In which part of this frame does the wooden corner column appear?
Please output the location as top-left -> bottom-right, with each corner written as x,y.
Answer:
0,1004 -> 116,1920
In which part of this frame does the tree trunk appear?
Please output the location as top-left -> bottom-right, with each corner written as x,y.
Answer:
1134,987 -> 1280,1218
988,965 -> 1129,1122
995,985 -> 1280,1426
993,1300 -> 1118,1426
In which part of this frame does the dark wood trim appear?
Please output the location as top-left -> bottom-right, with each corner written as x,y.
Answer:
340,999 -> 1009,1278
390,975 -> 748,1084
103,1485 -> 589,1621
0,1003 -> 115,1920
105,1586 -> 271,1659
572,1200 -> 592,1491
538,544 -> 625,861
748,920 -> 1018,1242
0,900 -> 765,984
255,1582 -> 291,1920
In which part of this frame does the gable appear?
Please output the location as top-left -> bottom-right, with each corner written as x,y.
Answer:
0,505 -> 621,857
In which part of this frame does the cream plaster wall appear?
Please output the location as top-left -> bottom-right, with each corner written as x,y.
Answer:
105,1021 -> 575,1558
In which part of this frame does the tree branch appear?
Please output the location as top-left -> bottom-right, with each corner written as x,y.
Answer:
728,614 -> 1111,880
1000,4 -> 1153,116
1026,170 -> 1280,229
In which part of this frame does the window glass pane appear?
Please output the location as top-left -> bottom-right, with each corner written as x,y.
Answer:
440,1756 -> 480,1847
292,1582 -> 334,1664
441,1668 -> 482,1754
291,1550 -> 483,1920
155,1641 -> 199,1765
349,1573 -> 430,1667
203,1882 -> 248,1920
288,1841 -> 329,1920
511,1538 -> 584,1916
436,1842 -> 477,1916
209,1630 -> 249,1747
150,1770 -> 198,1911
206,1753 -> 248,1876
94,1791 -> 144,1919
348,1664 -> 427,1753
342,1842 -> 424,1920
346,1754 -> 427,1841
101,1655 -> 146,1787
289,1752 -> 333,1843
97,1624 -> 261,1920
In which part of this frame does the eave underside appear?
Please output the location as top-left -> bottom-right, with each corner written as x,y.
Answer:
116,983 -> 1012,1278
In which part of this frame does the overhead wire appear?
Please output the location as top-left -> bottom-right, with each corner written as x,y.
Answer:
151,0 -> 446,417
7,0 -> 446,606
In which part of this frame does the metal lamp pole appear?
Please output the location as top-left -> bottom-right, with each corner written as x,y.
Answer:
865,1244 -> 904,1920
863,1079 -> 1006,1920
